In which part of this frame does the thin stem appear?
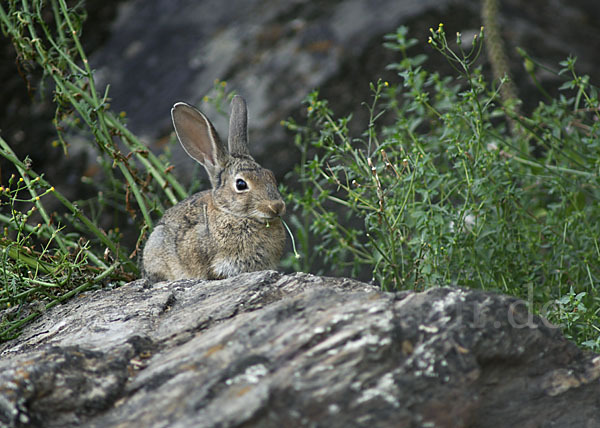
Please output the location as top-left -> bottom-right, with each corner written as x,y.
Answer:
0,262 -> 120,339
0,140 -> 134,271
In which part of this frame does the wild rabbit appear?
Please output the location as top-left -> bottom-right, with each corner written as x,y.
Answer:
142,95 -> 286,282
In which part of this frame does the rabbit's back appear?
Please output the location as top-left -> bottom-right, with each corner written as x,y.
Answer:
142,191 -> 213,282
142,190 -> 285,282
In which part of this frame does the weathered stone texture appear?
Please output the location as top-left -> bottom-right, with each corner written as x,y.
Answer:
1,272 -> 599,427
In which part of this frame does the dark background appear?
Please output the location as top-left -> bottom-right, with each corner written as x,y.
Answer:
1,0 -> 599,207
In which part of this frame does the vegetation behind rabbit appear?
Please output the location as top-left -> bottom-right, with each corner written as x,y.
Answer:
142,96 -> 286,282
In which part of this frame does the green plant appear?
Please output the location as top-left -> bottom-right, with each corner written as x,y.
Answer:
0,0 -> 274,341
286,24 -> 599,348
0,0 -> 193,339
549,287 -> 600,350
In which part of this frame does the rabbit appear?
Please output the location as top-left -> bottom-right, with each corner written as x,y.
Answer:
142,95 -> 286,283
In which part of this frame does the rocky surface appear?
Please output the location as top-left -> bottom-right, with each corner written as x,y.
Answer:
1,271 -> 599,427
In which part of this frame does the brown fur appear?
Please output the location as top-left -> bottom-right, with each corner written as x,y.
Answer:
142,96 -> 286,283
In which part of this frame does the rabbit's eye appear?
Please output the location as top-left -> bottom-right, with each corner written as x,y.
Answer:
235,178 -> 248,191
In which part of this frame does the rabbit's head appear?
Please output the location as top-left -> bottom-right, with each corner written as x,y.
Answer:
171,96 -> 285,221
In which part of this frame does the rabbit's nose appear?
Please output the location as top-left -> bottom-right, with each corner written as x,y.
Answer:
268,200 -> 286,217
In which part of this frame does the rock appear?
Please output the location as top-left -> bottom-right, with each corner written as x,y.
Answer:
1,271 -> 599,427
87,0 -> 600,179
90,0 -> 459,176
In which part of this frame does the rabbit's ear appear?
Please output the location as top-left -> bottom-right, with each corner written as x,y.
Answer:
228,95 -> 251,157
172,102 -> 229,182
